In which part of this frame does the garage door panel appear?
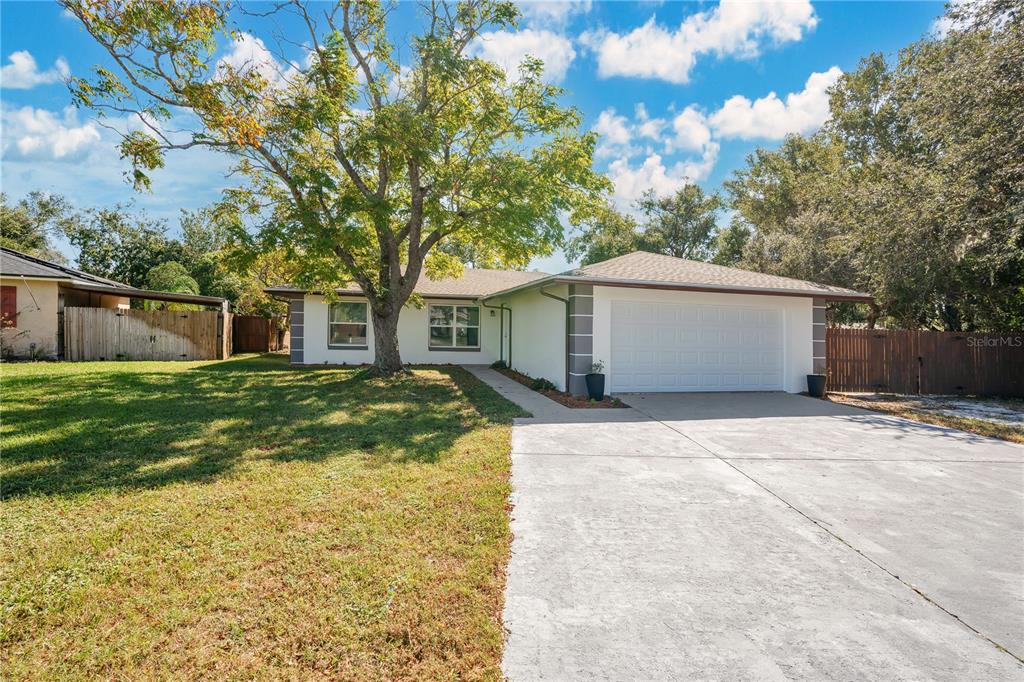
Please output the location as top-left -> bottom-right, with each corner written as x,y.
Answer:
611,300 -> 784,393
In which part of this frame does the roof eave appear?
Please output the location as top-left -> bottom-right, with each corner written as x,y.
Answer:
483,274 -> 872,302
265,286 -> 496,301
65,282 -> 227,306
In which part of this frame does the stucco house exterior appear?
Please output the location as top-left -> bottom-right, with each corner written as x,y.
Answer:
268,251 -> 871,396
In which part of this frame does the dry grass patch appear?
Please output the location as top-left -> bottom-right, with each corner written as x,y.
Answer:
828,393 -> 1024,444
1,355 -> 528,680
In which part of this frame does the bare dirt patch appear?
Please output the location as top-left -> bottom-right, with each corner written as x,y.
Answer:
829,392 -> 1024,444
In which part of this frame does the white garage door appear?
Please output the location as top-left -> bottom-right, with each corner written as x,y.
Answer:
610,300 -> 784,392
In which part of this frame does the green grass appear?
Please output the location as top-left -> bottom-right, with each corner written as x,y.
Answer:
0,354 -> 528,680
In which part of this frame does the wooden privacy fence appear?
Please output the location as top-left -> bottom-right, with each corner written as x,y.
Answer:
827,328 -> 1024,397
232,315 -> 287,353
64,307 -> 232,361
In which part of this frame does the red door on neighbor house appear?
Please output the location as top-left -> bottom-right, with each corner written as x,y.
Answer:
1,285 -> 16,327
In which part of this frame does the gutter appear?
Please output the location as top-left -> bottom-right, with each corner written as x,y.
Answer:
479,300 -> 511,367
538,286 -> 570,393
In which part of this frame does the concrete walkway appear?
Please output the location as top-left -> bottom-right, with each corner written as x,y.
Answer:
474,379 -> 1024,681
464,366 -> 574,420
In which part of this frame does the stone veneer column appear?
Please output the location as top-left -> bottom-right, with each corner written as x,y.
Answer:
812,297 -> 826,374
289,297 -> 304,365
567,284 -> 594,396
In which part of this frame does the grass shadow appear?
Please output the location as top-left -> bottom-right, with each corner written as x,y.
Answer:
1,355 -> 525,499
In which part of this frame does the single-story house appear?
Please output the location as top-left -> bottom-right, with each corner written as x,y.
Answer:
267,251 -> 871,395
0,246 -> 228,360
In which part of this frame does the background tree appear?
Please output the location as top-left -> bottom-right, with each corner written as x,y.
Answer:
64,0 -> 608,373
564,205 -> 638,266
143,261 -> 200,310
726,135 -> 857,295
0,192 -> 72,262
710,218 -> 751,267
636,185 -> 722,261
566,185 -> 727,267
61,204 -> 180,288
726,0 -> 1023,330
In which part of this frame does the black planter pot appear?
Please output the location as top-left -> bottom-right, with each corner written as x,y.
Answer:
585,373 -> 605,401
806,373 -> 827,398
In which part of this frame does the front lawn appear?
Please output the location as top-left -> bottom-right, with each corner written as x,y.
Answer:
0,355 -> 528,680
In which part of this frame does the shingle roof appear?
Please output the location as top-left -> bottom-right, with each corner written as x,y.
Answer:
0,246 -> 131,288
559,251 -> 870,299
266,267 -> 549,298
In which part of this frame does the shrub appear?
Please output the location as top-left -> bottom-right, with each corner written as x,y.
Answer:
530,377 -> 556,391
490,360 -> 507,369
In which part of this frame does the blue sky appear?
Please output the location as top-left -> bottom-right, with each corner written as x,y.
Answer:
0,1 -> 947,273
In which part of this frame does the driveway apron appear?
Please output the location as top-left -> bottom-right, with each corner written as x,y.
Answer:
466,368 -> 1024,681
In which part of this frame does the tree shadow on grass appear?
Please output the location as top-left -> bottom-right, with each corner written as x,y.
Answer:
1,355 -> 525,500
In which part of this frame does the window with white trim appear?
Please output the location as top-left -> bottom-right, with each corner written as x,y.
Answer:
428,304 -> 480,349
328,301 -> 368,347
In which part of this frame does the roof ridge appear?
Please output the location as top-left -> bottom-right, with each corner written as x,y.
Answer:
573,249 -> 860,293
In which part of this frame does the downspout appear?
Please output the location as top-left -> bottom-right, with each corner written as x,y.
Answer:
480,299 -> 511,367
539,286 -> 570,393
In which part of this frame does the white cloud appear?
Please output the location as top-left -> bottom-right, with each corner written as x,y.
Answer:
709,66 -> 842,140
931,0 -> 971,37
669,106 -> 711,152
593,107 -> 637,159
1,105 -> 100,161
634,103 -> 666,141
606,144 -> 718,210
592,102 -> 713,158
517,1 -> 592,27
1,51 -> 70,89
581,0 -> 817,84
594,107 -> 631,143
215,33 -> 300,89
470,29 -> 576,83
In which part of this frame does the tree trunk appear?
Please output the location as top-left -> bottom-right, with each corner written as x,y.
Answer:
866,302 -> 880,330
370,306 -> 405,374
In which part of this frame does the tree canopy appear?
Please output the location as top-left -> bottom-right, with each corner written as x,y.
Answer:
565,185 -> 724,266
726,0 -> 1023,330
64,0 -> 608,371
0,192 -> 72,263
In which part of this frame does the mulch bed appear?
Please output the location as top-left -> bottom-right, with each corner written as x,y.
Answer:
495,367 -> 628,409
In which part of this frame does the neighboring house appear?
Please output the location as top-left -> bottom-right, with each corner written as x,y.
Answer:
0,247 -> 226,360
268,251 -> 871,396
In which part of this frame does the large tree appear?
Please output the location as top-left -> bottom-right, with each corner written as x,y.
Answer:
564,205 -> 639,266
566,184 -> 726,267
636,185 -> 722,261
61,204 -> 180,288
64,0 -> 607,373
0,192 -> 72,263
727,0 -> 1023,331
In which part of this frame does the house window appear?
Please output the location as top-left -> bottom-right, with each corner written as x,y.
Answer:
328,301 -> 368,348
429,304 -> 480,349
1,286 -> 16,328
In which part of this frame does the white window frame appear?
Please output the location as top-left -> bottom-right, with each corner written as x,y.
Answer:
328,300 -> 369,349
428,304 -> 481,351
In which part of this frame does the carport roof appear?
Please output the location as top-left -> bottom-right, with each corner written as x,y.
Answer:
1,246 -> 228,307
1,246 -> 132,288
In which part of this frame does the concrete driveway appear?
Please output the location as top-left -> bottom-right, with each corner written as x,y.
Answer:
493,380 -> 1024,680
